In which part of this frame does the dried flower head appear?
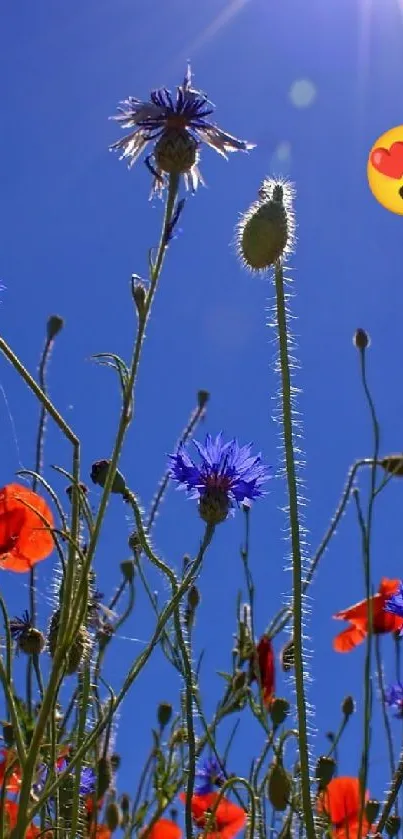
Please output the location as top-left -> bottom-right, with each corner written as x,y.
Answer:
169,432 -> 270,524
110,64 -> 254,195
236,179 -> 295,272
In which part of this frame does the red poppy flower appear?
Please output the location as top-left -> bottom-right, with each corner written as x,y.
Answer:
0,483 -> 54,573
0,748 -> 22,792
91,826 -> 111,839
180,791 -> 246,839
333,820 -> 371,839
333,579 -> 403,652
317,777 -> 369,827
143,820 -> 182,839
250,635 -> 275,705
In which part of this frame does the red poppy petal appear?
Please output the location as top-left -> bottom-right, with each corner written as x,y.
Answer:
317,777 -> 368,825
146,820 -> 182,839
333,625 -> 367,653
378,578 -> 400,598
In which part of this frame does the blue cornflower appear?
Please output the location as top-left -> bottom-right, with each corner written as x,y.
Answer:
110,64 -> 254,195
34,761 -> 96,797
79,766 -> 96,795
385,682 -> 403,718
169,432 -> 270,524
385,581 -> 403,630
195,757 -> 226,795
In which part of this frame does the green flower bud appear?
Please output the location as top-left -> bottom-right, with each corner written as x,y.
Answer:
18,626 -> 45,656
105,801 -> 121,832
48,610 -> 89,675
365,800 -> 380,824
315,756 -> 336,789
232,670 -> 248,692
90,459 -> 127,495
237,180 -> 294,272
267,762 -> 291,811
342,695 -> 355,717
386,816 -> 401,838
270,697 -> 290,728
197,390 -> 210,409
2,723 -> 14,748
187,585 -> 200,611
154,129 -> 198,175
47,314 -> 64,340
381,455 -> 403,478
157,702 -> 173,728
110,753 -> 121,771
120,793 -> 130,813
121,559 -> 136,582
97,756 -> 113,799
131,277 -> 147,319
280,638 -> 295,672
353,328 -> 370,350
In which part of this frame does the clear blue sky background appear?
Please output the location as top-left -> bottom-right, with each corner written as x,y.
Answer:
1,0 -> 403,826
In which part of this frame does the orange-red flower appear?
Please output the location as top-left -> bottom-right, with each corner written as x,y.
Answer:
250,635 -> 275,705
90,826 -> 111,839
333,578 -> 403,652
0,748 -> 22,792
142,820 -> 182,839
0,800 -> 44,838
180,791 -> 246,839
0,483 -> 54,572
317,777 -> 370,839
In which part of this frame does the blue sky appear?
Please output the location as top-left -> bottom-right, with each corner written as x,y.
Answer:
1,0 -> 403,826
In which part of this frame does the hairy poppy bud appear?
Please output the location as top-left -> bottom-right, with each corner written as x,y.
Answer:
381,455 -> 403,478
47,314 -> 64,340
280,638 -> 295,672
170,727 -> 187,746
121,559 -> 136,582
48,610 -> 89,675
353,328 -> 370,350
386,816 -> 401,838
120,794 -> 130,813
110,753 -> 121,772
365,800 -> 380,824
267,762 -> 291,811
157,702 -> 173,728
187,586 -> 200,611
197,390 -> 210,409
97,757 -> 113,800
342,695 -> 355,717
90,460 -> 127,495
270,697 -> 290,728
154,129 -> 198,175
237,180 -> 293,272
65,482 -> 88,503
199,490 -> 230,525
315,755 -> 336,789
105,801 -> 121,832
18,626 -> 45,656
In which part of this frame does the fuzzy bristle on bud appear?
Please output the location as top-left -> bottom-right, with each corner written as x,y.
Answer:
236,179 -> 294,272
154,129 -> 198,175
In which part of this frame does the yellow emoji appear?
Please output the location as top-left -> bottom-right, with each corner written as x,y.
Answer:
367,125 -> 403,215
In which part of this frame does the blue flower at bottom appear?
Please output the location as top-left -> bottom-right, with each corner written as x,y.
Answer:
169,433 -> 270,525
385,582 -> 403,633
195,757 -> 226,795
385,682 -> 403,717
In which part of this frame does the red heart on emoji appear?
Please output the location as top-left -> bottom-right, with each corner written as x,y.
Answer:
371,141 -> 403,179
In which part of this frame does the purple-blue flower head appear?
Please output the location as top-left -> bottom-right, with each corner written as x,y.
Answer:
110,64 -> 255,195
195,757 -> 226,795
385,682 -> 403,718
385,581 -> 403,636
169,433 -> 270,524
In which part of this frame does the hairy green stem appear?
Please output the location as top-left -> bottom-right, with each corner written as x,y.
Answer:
273,260 -> 315,839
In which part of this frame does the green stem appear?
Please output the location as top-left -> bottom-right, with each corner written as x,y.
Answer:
273,259 -> 315,839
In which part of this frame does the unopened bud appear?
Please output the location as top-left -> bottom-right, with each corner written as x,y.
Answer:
18,626 -> 45,656
386,816 -> 401,838
128,532 -> 141,554
353,328 -> 370,350
187,586 -> 200,611
280,638 -> 295,672
267,762 -> 291,811
105,801 -> 121,832
158,702 -> 173,728
120,793 -> 130,813
270,697 -> 290,728
237,180 -> 293,272
365,800 -> 380,824
342,695 -> 355,717
121,559 -> 136,582
131,277 -> 147,318
232,671 -> 247,692
2,723 -> 14,748
197,390 -> 210,409
381,455 -> 403,478
110,753 -> 121,772
90,460 -> 127,495
66,482 -> 88,503
47,314 -> 64,340
97,757 -> 113,799
315,756 -> 336,789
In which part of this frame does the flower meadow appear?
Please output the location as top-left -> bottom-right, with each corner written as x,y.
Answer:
1,62 -> 403,839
